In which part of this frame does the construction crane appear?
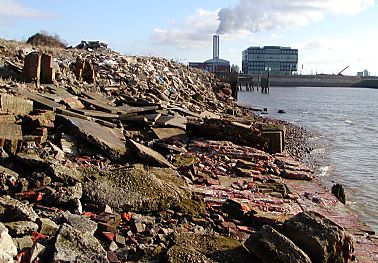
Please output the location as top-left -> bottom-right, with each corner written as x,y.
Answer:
337,65 -> 349,76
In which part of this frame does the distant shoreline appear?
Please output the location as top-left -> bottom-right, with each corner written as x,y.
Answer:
261,74 -> 378,88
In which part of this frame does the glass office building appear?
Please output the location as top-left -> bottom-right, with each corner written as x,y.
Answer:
242,46 -> 298,75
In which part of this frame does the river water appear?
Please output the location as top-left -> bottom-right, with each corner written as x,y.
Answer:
238,87 -> 378,233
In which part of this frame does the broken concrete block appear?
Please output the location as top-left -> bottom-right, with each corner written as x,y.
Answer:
83,164 -> 190,213
0,93 -> 33,115
244,225 -> 311,263
40,53 -> 55,84
46,162 -> 84,184
44,182 -> 82,207
12,235 -> 33,251
53,223 -> 109,262
128,139 -> 174,168
0,195 -> 38,222
37,217 -> 59,236
0,222 -> 17,263
261,130 -> 284,154
59,211 -> 98,235
29,241 -> 47,263
57,115 -> 129,162
22,52 -> 41,83
3,221 -> 39,236
283,211 -> 354,263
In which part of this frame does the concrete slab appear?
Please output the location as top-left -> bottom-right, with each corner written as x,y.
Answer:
152,127 -> 187,141
57,115 -> 129,162
79,97 -> 119,113
72,109 -> 118,119
155,115 -> 187,129
128,139 -> 174,168
14,89 -> 65,111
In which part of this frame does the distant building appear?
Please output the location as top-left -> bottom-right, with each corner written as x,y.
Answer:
242,46 -> 298,75
189,35 -> 230,73
357,70 -> 370,77
231,64 -> 240,73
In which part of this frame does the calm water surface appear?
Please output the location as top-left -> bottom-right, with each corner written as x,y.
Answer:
238,87 -> 378,233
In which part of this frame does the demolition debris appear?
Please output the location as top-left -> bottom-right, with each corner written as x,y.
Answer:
0,38 -> 376,262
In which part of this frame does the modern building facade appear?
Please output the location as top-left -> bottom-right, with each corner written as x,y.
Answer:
242,46 -> 298,75
189,35 -> 230,73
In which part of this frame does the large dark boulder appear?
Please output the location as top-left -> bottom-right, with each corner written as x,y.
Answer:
283,211 -> 354,263
244,225 -> 311,263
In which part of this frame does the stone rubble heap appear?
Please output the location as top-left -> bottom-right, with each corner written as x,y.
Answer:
0,38 -> 361,262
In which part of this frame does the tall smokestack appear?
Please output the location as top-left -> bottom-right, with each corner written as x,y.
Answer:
213,35 -> 220,60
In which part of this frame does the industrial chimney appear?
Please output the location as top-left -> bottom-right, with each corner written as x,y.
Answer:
213,35 -> 220,60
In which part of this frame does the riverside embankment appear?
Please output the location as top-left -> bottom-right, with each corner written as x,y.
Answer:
266,74 -> 378,88
0,37 -> 377,262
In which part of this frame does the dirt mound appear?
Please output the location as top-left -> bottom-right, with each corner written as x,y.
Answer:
26,32 -> 67,48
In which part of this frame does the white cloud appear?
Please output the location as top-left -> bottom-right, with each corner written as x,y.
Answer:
0,0 -> 53,25
152,0 -> 374,51
217,0 -> 375,34
152,8 -> 219,49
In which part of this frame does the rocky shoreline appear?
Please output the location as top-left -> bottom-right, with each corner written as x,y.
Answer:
0,38 -> 377,262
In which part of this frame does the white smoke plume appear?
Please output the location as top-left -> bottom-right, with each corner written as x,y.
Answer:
217,0 -> 374,34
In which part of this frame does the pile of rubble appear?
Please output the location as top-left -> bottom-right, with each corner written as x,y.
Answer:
0,38 -> 360,262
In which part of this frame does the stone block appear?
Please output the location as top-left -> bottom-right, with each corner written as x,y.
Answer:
0,94 -> 33,115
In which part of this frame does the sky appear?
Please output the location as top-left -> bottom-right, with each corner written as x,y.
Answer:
1,0 -> 378,76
